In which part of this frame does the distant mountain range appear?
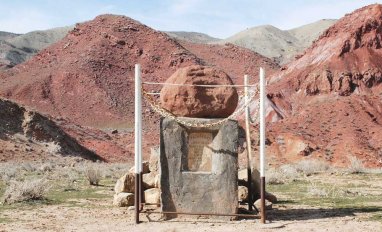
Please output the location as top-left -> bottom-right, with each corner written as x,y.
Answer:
218,19 -> 337,64
0,26 -> 73,68
0,19 -> 336,68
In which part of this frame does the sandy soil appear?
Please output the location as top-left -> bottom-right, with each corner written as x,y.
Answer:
1,198 -> 381,232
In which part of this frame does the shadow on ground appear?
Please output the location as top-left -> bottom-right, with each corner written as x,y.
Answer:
268,206 -> 382,221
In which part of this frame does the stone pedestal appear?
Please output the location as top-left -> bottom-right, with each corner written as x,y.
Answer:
159,118 -> 238,219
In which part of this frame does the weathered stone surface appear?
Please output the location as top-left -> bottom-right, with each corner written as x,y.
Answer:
149,147 -> 160,173
154,174 -> 160,188
160,65 -> 239,118
128,161 -> 150,174
113,192 -> 134,207
254,199 -> 272,211
114,173 -> 134,194
160,118 -> 238,219
142,172 -> 156,189
238,186 -> 248,202
144,188 -> 161,204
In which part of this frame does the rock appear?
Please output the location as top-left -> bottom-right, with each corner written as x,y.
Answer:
154,174 -> 160,188
160,118 -> 238,219
160,65 -> 238,118
237,168 -> 277,203
238,186 -> 248,202
142,172 -> 156,189
275,134 -> 316,157
128,161 -> 150,174
265,192 -> 278,203
113,192 -> 134,207
149,147 -> 160,173
254,199 -> 272,211
144,188 -> 161,204
238,169 -> 248,181
114,173 -> 135,194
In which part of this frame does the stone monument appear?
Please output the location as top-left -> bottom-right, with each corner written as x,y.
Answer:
159,65 -> 239,219
160,118 -> 239,219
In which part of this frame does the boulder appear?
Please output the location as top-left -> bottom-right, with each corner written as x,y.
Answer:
142,172 -> 156,189
149,147 -> 160,173
254,199 -> 272,211
128,161 -> 150,174
237,168 -> 278,203
160,65 -> 238,118
114,173 -> 135,194
113,192 -> 134,207
154,174 -> 160,188
238,186 -> 248,202
144,188 -> 161,204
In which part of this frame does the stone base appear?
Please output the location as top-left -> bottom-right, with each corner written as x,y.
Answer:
159,118 -> 238,220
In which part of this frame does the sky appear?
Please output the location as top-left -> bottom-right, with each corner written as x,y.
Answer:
0,0 -> 381,38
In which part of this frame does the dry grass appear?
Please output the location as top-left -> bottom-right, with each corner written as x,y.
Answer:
294,159 -> 330,176
84,163 -> 102,186
2,178 -> 50,204
347,156 -> 365,174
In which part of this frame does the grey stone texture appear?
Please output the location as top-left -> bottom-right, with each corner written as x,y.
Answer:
160,118 -> 239,219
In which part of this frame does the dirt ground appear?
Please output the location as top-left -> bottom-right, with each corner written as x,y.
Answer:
1,198 -> 381,232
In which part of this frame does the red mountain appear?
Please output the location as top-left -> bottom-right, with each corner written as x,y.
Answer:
265,4 -> 382,167
0,14 -> 278,161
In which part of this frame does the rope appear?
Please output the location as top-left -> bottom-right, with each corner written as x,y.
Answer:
141,85 -> 260,128
142,81 -> 258,88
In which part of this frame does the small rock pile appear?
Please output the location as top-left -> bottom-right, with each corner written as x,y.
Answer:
113,148 -> 160,207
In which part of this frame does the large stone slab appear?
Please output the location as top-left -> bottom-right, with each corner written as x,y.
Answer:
160,118 -> 238,219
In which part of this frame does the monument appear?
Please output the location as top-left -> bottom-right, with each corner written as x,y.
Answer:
160,118 -> 239,219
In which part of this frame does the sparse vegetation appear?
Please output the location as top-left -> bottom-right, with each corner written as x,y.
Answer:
294,159 -> 330,176
84,163 -> 102,186
2,178 -> 50,204
347,156 -> 365,174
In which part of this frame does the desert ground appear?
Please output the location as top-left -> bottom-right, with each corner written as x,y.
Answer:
1,160 -> 381,232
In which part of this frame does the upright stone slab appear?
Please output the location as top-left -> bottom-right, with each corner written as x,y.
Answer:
160,118 -> 238,219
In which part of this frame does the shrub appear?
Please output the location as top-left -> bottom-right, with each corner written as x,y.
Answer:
295,159 -> 330,176
2,178 -> 50,204
347,156 -> 364,174
84,164 -> 102,186
0,163 -> 20,183
266,169 -> 285,185
307,182 -> 329,197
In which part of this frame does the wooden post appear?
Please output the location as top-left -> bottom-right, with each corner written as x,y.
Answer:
259,67 -> 266,223
244,74 -> 253,211
134,64 -> 142,224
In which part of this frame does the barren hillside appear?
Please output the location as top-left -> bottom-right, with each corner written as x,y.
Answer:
260,4 -> 382,167
218,19 -> 336,64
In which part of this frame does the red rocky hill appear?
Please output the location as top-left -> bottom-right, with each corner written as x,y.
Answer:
264,4 -> 382,167
0,14 -> 278,162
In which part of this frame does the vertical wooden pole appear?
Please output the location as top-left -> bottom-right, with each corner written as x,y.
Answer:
134,64 -> 142,224
259,67 -> 266,223
244,75 -> 253,211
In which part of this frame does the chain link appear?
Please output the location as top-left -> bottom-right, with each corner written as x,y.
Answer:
141,85 -> 260,128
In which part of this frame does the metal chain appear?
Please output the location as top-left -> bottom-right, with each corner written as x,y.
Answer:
141,85 -> 260,128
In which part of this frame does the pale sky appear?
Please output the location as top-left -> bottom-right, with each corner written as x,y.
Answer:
0,0 -> 381,38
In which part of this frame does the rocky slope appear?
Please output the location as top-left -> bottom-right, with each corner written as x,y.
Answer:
179,41 -> 279,84
218,19 -> 336,64
0,14 -> 278,162
0,14 -> 277,129
0,26 -> 72,68
0,98 -> 100,162
165,31 -> 220,44
260,4 -> 382,167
